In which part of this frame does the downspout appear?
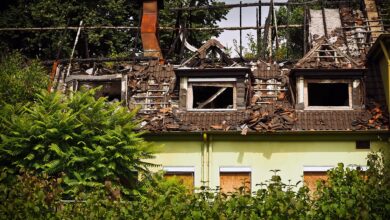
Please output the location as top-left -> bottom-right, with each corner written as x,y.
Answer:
202,133 -> 210,188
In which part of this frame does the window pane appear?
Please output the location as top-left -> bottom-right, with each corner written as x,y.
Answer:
308,83 -> 349,106
192,86 -> 233,109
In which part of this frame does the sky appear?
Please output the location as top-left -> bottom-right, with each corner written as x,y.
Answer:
215,0 -> 287,56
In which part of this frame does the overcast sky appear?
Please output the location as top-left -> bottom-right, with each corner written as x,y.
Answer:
215,0 -> 286,56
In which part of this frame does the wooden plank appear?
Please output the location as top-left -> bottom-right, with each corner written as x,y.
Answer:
65,74 -> 122,83
197,87 -> 227,109
165,172 -> 194,192
304,171 -> 328,192
220,172 -> 251,194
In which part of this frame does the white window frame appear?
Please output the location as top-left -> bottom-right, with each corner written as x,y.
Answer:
186,78 -> 237,111
303,166 -> 334,172
303,165 -> 368,172
163,166 -> 195,173
303,79 -> 353,110
219,166 -> 252,172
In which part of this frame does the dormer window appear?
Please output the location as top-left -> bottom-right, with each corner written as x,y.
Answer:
175,68 -> 250,112
292,41 -> 366,111
187,78 -> 236,110
295,75 -> 362,110
304,79 -> 352,110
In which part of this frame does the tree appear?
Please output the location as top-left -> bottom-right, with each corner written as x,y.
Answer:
0,0 -> 228,60
159,0 -> 228,60
0,0 -> 137,59
0,52 -> 47,105
275,5 -> 305,60
0,89 -> 157,195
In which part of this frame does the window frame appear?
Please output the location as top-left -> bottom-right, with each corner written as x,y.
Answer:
304,79 -> 353,110
186,78 -> 238,111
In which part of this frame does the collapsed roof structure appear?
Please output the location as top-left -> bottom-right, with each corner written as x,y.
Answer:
50,0 -> 389,134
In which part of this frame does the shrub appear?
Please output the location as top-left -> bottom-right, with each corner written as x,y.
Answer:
0,89 -> 157,196
0,52 -> 47,105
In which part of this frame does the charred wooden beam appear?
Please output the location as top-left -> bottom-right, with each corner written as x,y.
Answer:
64,74 -> 122,83
42,56 -> 158,65
0,25 -> 304,32
170,1 -> 361,11
197,87 -> 227,109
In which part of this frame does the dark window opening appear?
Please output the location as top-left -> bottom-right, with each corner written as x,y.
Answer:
308,83 -> 349,106
80,81 -> 121,102
356,140 -> 370,149
102,92 -> 121,102
192,86 -> 233,109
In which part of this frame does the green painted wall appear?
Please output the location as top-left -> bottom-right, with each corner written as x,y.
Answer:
145,133 -> 390,191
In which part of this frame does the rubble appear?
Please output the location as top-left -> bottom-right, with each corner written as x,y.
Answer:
351,101 -> 389,130
60,4 -> 389,134
243,102 -> 296,132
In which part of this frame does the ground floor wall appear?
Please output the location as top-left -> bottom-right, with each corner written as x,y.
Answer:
144,132 -> 390,192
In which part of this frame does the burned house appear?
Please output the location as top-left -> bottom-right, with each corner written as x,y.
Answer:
52,0 -> 390,193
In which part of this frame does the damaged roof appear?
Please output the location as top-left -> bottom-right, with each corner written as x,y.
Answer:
59,3 -> 389,134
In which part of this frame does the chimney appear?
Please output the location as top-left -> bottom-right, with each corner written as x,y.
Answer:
141,0 -> 163,62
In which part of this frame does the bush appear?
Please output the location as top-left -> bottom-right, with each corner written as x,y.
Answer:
1,151 -> 389,219
0,89 -> 157,196
0,52 -> 47,105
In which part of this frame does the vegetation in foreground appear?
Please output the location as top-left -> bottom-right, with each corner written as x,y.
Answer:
0,52 -> 389,219
0,153 -> 390,219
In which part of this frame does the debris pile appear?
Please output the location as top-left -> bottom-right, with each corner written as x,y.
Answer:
295,39 -> 364,70
242,102 -> 296,133
138,107 -> 183,132
127,61 -> 176,112
352,102 -> 389,130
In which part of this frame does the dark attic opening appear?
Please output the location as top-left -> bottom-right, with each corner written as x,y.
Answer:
192,86 -> 233,109
79,81 -> 122,102
308,83 -> 349,106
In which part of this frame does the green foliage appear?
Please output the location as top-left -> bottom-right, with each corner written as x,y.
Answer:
0,170 -> 63,220
0,0 -> 136,59
159,0 -> 228,60
0,88 -> 157,195
1,151 -> 390,219
0,52 -> 47,104
276,5 -> 305,60
0,0 -> 228,60
310,151 -> 390,219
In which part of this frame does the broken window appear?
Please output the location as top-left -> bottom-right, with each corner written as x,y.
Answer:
303,79 -> 352,109
308,83 -> 349,106
78,81 -> 122,101
187,78 -> 237,111
192,86 -> 233,109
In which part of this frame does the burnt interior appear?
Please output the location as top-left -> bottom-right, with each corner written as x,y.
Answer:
80,81 -> 122,101
192,86 -> 233,109
308,83 -> 349,106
